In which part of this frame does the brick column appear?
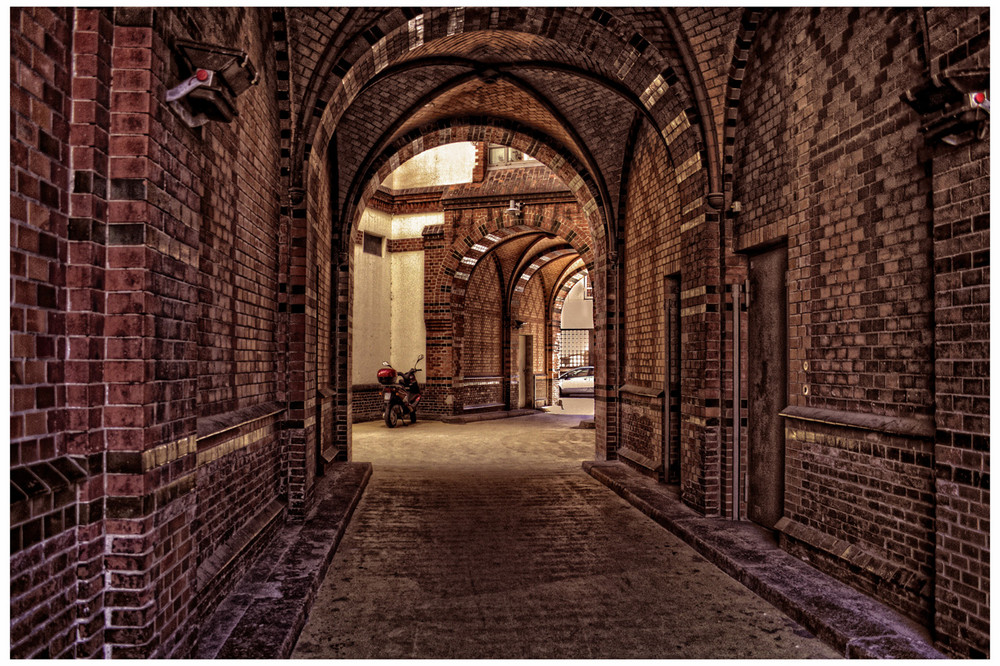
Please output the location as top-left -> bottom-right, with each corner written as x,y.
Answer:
678,200 -> 724,516
68,8 -> 114,656
421,222 -> 456,415
281,191 -> 316,517
103,11 -> 199,656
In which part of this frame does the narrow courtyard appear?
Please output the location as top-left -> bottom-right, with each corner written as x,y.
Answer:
292,412 -> 838,659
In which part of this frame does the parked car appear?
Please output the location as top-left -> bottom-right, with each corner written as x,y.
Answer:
558,366 -> 594,396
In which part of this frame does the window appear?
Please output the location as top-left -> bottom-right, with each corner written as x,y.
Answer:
363,232 -> 383,256
487,144 -> 537,167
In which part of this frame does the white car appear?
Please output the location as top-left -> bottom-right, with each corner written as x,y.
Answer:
558,366 -> 594,396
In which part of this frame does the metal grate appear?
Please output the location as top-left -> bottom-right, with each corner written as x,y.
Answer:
559,328 -> 590,369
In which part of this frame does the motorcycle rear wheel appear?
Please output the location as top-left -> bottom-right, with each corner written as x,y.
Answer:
409,409 -> 417,425
385,404 -> 403,428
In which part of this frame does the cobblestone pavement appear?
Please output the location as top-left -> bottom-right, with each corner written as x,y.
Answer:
292,413 -> 839,659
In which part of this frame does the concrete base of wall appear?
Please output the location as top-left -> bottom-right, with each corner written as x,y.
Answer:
194,462 -> 372,659
583,461 -> 945,659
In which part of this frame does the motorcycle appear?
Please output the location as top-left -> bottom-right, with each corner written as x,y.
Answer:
376,354 -> 423,428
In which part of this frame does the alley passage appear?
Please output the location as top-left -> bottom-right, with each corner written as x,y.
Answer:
293,412 -> 838,659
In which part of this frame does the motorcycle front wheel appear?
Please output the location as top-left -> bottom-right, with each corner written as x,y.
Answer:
385,403 -> 403,428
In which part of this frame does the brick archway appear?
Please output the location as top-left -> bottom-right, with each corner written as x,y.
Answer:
299,7 -> 705,187
441,219 -> 591,395
549,266 -> 590,394
343,124 -> 610,251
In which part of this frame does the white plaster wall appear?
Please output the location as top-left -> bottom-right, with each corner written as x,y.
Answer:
352,208 -> 393,384
561,278 -> 594,329
390,251 -> 427,377
383,143 -> 475,190
391,211 -> 443,239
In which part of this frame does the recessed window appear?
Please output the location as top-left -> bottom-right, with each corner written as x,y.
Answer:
363,232 -> 383,256
487,144 -> 536,167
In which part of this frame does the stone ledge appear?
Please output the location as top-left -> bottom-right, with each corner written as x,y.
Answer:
617,446 -> 660,473
780,405 -> 934,439
196,497 -> 285,594
441,408 -> 539,424
618,383 -> 664,398
774,517 -> 918,590
583,461 -> 945,660
197,401 -> 284,441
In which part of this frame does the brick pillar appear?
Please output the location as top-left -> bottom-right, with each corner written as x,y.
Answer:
281,190 -> 316,517
593,245 -> 616,460
103,11 -> 199,656
678,199 -> 725,516
330,248 -> 352,460
472,141 -> 487,182
68,8 -> 114,656
421,222 -> 456,415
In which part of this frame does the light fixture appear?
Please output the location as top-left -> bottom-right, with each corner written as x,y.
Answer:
166,38 -> 259,128
506,200 -> 523,216
901,68 -> 989,147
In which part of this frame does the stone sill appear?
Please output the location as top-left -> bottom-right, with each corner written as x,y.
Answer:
780,405 -> 934,439
617,446 -> 661,473
461,376 -> 502,386
774,517 -> 921,593
618,383 -> 664,398
197,401 -> 284,441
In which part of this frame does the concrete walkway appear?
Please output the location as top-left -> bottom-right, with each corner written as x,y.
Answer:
292,413 -> 840,659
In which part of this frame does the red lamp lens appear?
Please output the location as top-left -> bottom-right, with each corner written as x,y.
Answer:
196,69 -> 209,82
974,92 -> 986,104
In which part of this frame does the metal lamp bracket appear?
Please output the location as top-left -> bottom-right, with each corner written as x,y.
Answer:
166,38 -> 258,129
166,69 -> 216,128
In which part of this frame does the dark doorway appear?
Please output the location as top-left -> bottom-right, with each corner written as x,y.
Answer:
518,334 -> 534,409
662,275 -> 681,483
746,245 -> 788,529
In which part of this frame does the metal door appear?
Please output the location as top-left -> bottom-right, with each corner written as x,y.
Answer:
662,275 -> 681,483
747,245 -> 787,529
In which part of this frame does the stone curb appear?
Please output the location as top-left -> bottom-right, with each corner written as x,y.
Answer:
440,408 -> 540,424
195,462 -> 372,659
583,461 -> 946,660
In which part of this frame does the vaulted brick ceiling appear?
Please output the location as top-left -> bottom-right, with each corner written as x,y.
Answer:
284,7 -> 718,231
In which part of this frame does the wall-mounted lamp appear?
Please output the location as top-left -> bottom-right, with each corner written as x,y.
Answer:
513,319 -> 525,329
506,200 -> 523,216
166,39 -> 259,128
901,68 -> 989,147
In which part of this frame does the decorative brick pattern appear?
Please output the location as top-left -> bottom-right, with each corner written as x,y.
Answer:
731,8 -> 989,653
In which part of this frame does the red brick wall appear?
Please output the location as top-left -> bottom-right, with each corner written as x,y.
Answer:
619,124 -> 685,477
12,7 -> 289,658
924,7 -> 990,658
732,8 -> 989,649
10,7 -> 97,658
510,272 -> 549,403
462,259 -> 503,379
